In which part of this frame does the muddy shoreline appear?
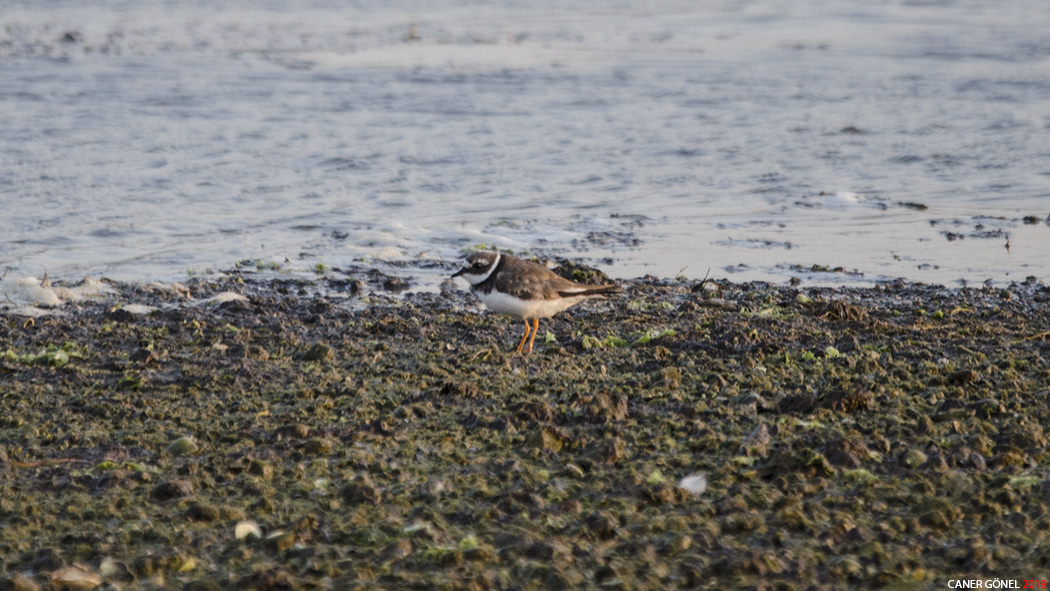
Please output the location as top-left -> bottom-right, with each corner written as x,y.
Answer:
2,271 -> 1050,590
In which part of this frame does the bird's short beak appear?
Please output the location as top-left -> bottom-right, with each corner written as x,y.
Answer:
451,267 -> 466,278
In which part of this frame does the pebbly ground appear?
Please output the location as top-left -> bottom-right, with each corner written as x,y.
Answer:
1,269 -> 1050,590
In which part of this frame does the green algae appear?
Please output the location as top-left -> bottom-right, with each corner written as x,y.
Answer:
3,342 -> 87,368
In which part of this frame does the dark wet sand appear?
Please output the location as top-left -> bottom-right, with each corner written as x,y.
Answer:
2,272 -> 1049,590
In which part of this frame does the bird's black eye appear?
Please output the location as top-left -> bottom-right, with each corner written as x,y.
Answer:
473,262 -> 484,268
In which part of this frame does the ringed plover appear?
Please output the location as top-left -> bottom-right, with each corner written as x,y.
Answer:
452,252 -> 619,354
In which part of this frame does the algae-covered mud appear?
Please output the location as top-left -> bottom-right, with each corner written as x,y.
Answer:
2,270 -> 1050,590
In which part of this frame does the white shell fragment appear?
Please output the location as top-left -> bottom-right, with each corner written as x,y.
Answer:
50,565 -> 103,590
199,291 -> 249,306
677,473 -> 708,496
235,520 -> 263,540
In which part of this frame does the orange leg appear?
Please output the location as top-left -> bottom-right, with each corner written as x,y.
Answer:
525,318 -> 540,353
515,319 -> 532,353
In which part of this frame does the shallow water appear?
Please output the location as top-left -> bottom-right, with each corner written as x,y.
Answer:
2,0 -> 1049,291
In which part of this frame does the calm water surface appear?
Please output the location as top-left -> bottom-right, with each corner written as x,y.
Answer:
2,0 -> 1049,291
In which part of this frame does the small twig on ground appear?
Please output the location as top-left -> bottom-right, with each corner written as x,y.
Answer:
1015,330 -> 1050,344
695,268 -> 713,291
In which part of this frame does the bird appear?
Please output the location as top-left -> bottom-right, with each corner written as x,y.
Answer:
452,251 -> 619,354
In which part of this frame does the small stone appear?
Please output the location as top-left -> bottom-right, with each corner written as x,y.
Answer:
821,387 -> 873,412
248,459 -> 273,479
151,479 -> 195,502
302,438 -> 333,455
274,424 -> 311,440
381,538 -> 413,562
729,391 -> 765,414
184,502 -> 221,522
828,450 -> 862,468
665,534 -> 692,553
834,556 -> 863,578
528,427 -> 563,453
265,531 -> 296,552
583,511 -> 619,540
342,475 -> 382,505
779,392 -> 817,413
99,557 -> 134,583
231,344 -> 269,361
920,452 -> 949,472
0,573 -> 40,591
464,544 -> 495,562
740,424 -> 771,456
382,276 -> 410,293
31,548 -> 63,571
969,453 -> 987,470
802,449 -> 835,476
166,436 -> 199,456
49,566 -> 102,590
992,449 -> 1027,468
584,437 -> 625,465
586,392 -> 628,421
948,369 -> 978,385
972,398 -> 1004,419
129,348 -> 157,364
901,449 -> 928,469
302,342 -> 333,362
234,568 -> 294,591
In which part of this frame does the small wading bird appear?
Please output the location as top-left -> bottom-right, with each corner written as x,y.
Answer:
452,251 -> 619,354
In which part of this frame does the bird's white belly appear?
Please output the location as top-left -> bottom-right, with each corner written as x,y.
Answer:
476,289 -> 586,319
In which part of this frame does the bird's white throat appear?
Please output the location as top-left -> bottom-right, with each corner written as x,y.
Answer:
463,254 -> 500,285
